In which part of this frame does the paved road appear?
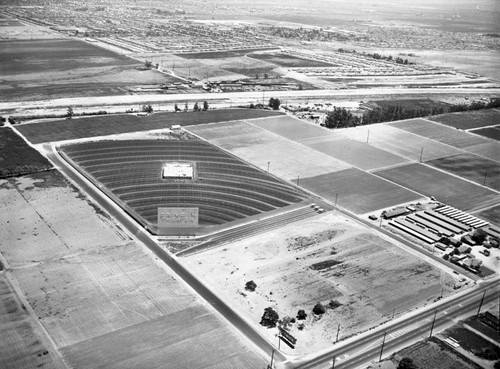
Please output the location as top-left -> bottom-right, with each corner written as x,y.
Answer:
291,278 -> 499,369
3,87 -> 500,113
45,143 -> 499,369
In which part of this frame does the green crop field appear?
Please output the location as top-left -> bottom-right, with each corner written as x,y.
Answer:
474,205 -> 500,225
16,109 -> 283,144
300,168 -> 422,214
429,109 -> 500,130
175,47 -> 278,59
0,127 -> 52,178
248,52 -> 338,67
375,163 -> 500,212
426,153 -> 500,191
470,126 -> 500,141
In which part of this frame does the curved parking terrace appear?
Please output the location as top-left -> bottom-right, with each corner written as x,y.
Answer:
60,139 -> 309,233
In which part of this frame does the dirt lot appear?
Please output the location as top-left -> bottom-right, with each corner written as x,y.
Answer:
0,171 -> 267,368
0,127 -> 52,178
426,153 -> 500,191
16,108 -> 283,144
0,38 -> 181,101
0,273 -> 65,369
181,212 -> 456,354
300,168 -> 422,214
429,109 -> 500,130
375,163 -> 500,212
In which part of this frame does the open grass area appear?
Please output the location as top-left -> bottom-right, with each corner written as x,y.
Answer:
372,99 -> 451,113
429,109 -> 500,130
0,127 -> 52,178
0,171 -> 267,367
0,38 -> 180,101
175,47 -> 277,59
300,168 -> 422,214
374,163 -> 500,212
426,153 -> 500,191
16,109 -> 283,144
248,52 -> 337,68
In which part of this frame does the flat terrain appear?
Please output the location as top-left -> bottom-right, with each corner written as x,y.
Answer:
0,273 -> 65,369
0,127 -> 52,178
248,52 -> 337,68
188,119 -> 351,180
299,168 -> 422,214
390,118 -> 500,162
426,153 -> 500,191
392,337 -> 483,369
0,38 -> 180,101
470,126 -> 500,141
336,124 -> 463,162
16,109 -> 283,144
0,170 -> 267,368
474,205 -> 500,225
182,213 -> 456,355
374,163 -> 500,212
429,109 -> 500,130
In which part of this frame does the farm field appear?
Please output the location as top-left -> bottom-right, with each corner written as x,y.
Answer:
304,134 -> 408,171
392,337 -> 483,369
188,120 -> 351,180
474,205 -> 500,225
336,124 -> 463,162
429,109 -> 500,130
248,51 -> 337,68
445,325 -> 500,363
181,213 -> 457,355
0,38 -> 181,102
374,163 -> 500,212
0,273 -> 65,369
16,108 -> 283,144
470,126 -> 500,141
299,168 -> 422,214
0,171 -> 267,367
250,115 -> 329,142
390,118 -> 500,162
426,153 -> 500,191
0,127 -> 52,178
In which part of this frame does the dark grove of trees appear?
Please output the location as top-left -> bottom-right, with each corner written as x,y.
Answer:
449,98 -> 500,112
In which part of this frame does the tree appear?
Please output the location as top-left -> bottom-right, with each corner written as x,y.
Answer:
66,106 -> 74,119
203,101 -> 209,111
260,307 -> 279,328
193,102 -> 200,112
268,97 -> 281,110
470,229 -> 488,244
145,60 -> 152,68
312,303 -> 326,315
245,280 -> 257,292
398,357 -> 417,369
141,104 -> 153,113
296,309 -> 307,320
174,104 -> 180,112
184,102 -> 188,112
494,360 -> 500,369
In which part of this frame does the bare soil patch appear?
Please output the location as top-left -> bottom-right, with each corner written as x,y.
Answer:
182,213 -> 455,354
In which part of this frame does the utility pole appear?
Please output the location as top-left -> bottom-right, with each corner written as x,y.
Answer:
429,309 -> 438,337
379,332 -> 387,361
267,161 -> 270,172
419,147 -> 424,162
477,290 -> 487,316
366,129 -> 370,143
297,175 -> 300,186
335,193 -> 338,206
268,349 -> 274,369
392,307 -> 396,319
331,354 -> 336,369
335,324 -> 341,343
483,170 -> 487,186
